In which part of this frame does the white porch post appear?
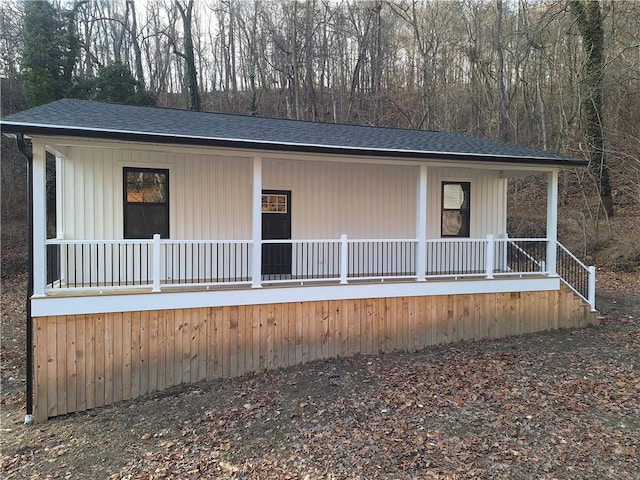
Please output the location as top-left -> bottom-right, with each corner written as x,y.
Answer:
152,234 -> 161,292
588,265 -> 597,312
251,156 -> 263,288
546,170 -> 559,276
32,142 -> 47,297
485,234 -> 495,279
416,165 -> 428,281
340,234 -> 348,284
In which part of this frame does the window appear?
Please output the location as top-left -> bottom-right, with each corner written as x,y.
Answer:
124,167 -> 169,238
261,193 -> 288,213
441,182 -> 470,237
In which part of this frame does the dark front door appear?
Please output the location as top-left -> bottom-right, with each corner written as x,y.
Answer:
262,190 -> 292,276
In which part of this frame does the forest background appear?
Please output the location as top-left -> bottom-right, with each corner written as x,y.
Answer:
1,3 -> 639,477
1,0 -> 639,272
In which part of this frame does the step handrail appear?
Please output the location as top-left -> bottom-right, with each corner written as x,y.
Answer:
557,242 -> 596,312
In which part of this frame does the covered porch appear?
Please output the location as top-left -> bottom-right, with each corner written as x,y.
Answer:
31,143 -> 595,313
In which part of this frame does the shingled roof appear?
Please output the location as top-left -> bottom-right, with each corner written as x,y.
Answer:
2,98 -> 585,167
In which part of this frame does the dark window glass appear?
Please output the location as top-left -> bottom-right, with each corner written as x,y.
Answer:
124,167 -> 169,238
441,182 -> 470,237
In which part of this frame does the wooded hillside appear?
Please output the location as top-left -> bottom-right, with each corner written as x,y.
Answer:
1,0 -> 639,271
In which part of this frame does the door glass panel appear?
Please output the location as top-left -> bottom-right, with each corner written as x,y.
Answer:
262,194 -> 287,213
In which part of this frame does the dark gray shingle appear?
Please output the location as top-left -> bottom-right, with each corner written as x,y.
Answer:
2,98 -> 585,166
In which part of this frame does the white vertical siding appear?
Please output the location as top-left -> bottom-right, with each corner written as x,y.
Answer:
427,167 -> 507,238
263,159 -> 417,239
61,146 -> 252,241
60,145 -> 506,244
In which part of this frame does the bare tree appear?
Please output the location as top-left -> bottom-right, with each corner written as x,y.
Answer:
570,0 -> 613,218
175,0 -> 201,110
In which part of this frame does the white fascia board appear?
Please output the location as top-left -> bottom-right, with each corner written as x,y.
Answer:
32,277 -> 560,317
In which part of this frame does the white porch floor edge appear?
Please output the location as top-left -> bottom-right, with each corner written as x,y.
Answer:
31,276 -> 560,317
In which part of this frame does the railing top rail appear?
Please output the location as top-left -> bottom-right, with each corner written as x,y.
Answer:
494,237 -> 549,243
557,242 -> 590,271
45,239 -> 154,245
261,238 -> 342,244
161,239 -> 253,245
46,237 -> 552,246
348,238 -> 418,243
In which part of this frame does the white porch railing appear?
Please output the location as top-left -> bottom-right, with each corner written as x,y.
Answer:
557,242 -> 596,311
43,235 -> 596,311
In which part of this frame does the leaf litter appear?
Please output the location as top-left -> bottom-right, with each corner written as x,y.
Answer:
1,314 -> 639,479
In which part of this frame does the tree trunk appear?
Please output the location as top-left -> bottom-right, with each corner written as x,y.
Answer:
127,0 -> 146,88
176,0 -> 201,111
570,0 -> 613,217
495,0 -> 509,142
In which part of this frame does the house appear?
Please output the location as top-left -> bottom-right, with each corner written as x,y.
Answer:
1,99 -> 597,423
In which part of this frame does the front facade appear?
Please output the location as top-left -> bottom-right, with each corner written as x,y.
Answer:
2,100 -> 597,422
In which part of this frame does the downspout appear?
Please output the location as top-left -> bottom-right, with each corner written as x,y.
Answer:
16,133 -> 35,425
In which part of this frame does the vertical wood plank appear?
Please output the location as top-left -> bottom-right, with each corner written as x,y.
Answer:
165,310 -> 177,387
94,314 -> 105,408
173,309 -> 184,385
393,297 -> 402,350
371,298 -> 380,353
466,295 -> 476,340
251,304 -> 261,373
320,301 -> 330,360
295,301 -> 304,364
438,295 -> 450,345
338,299 -> 349,357
221,306 -> 231,377
549,290 -> 559,331
34,318 -> 49,422
228,306 -> 239,377
280,303 -> 290,363
237,305 -> 247,375
345,299 -> 355,355
404,297 -> 413,350
272,303 -> 282,368
200,308 -> 209,380
188,308 -> 200,383
243,305 -> 254,375
157,309 -> 167,390
213,307 -> 224,378
75,315 -> 86,412
85,314 -> 96,410
112,312 -> 123,403
55,316 -> 67,416
308,302 -> 317,362
204,307 -> 215,380
139,310 -> 149,396
148,310 -> 159,392
477,294 -> 487,339
383,298 -> 393,352
327,300 -> 338,359
103,313 -> 114,406
364,300 -> 374,354
122,312 -> 132,400
180,308 -> 191,383
258,305 -> 268,371
286,302 -> 297,365
66,315 -> 77,413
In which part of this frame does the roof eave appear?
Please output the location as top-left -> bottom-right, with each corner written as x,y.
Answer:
1,122 -> 588,168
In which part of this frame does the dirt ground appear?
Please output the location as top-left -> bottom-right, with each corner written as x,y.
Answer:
1,261 -> 639,478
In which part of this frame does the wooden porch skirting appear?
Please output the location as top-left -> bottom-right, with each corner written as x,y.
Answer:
33,285 -> 596,422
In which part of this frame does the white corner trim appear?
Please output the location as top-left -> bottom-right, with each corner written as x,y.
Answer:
31,277 -> 560,317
